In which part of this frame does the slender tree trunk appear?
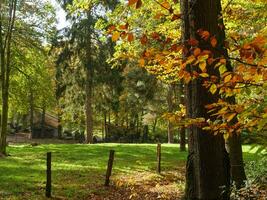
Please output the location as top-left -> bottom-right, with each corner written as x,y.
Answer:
41,105 -> 46,138
29,89 -> 34,139
85,65 -> 93,144
167,84 -> 174,143
84,12 -> 94,144
182,0 -> 230,199
180,126 -> 186,152
179,84 -> 186,151
0,0 -> 17,155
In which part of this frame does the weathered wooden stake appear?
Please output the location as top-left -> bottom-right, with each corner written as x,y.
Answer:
157,143 -> 161,173
105,150 -> 115,186
46,152 -> 52,198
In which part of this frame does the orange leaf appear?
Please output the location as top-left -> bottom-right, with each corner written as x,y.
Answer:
188,38 -> 199,46
127,33 -> 134,42
139,58 -> 145,66
140,34 -> 148,45
112,31 -> 120,42
226,113 -> 236,122
136,0 -> 142,9
210,36 -> 217,47
199,62 -> 206,72
119,24 -> 128,30
171,14 -> 182,21
193,48 -> 201,56
161,1 -> 170,9
128,0 -> 138,6
200,31 -> 210,40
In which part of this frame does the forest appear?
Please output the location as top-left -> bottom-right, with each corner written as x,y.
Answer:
0,0 -> 266,199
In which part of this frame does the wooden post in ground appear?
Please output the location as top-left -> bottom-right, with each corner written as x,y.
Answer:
46,152 -> 52,198
157,143 -> 161,173
105,150 -> 115,186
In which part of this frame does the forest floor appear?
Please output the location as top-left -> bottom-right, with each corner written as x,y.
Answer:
0,143 -> 266,200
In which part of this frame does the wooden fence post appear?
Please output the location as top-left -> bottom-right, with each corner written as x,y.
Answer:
105,150 -> 115,186
157,143 -> 161,173
46,152 -> 52,198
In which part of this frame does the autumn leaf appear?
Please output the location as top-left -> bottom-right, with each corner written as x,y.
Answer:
128,33 -> 134,42
128,0 -> 138,6
136,0 -> 142,9
210,36 -> 217,47
226,113 -> 236,122
112,31 -> 120,42
199,62 -> 206,72
108,25 -> 116,32
200,31 -> 210,40
219,65 -> 227,75
140,34 -> 148,45
188,38 -> 199,46
224,74 -> 232,82
199,73 -> 209,78
119,24 -> 128,30
193,48 -> 201,56
161,1 -> 170,9
139,58 -> 145,66
209,84 -> 217,94
223,133 -> 229,140
171,14 -> 182,21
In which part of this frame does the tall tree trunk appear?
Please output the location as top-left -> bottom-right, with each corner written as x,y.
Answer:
182,0 -> 230,199
0,0 -> 17,155
180,126 -> 186,152
218,2 -> 247,188
228,134 -> 246,188
179,84 -> 186,151
29,88 -> 34,139
85,65 -> 93,144
84,12 -> 94,144
167,84 -> 174,143
41,105 -> 46,138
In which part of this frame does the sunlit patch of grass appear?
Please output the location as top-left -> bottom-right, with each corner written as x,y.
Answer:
0,143 -> 187,199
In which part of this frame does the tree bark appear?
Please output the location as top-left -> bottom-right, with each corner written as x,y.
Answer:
179,84 -> 186,151
0,0 -> 17,155
228,133 -> 246,188
85,65 -> 93,144
167,84 -> 174,143
41,105 -> 46,138
85,12 -> 94,144
182,0 -> 230,199
29,88 -> 34,139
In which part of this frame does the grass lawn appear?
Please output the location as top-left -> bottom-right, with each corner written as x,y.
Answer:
0,143 -> 265,200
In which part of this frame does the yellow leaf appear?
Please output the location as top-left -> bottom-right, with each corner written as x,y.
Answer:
139,58 -> 145,66
219,65 -> 227,75
112,31 -> 120,42
199,61 -> 206,72
224,74 -> 232,83
199,73 -> 209,78
223,133 -> 229,140
226,113 -> 236,122
209,84 -> 217,94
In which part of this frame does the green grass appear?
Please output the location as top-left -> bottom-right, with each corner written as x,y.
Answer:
0,144 -> 265,200
0,143 -> 187,200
